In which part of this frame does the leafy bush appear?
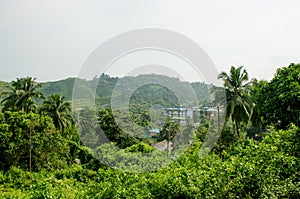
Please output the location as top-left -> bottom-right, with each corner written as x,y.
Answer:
125,142 -> 155,153
0,121 -> 299,198
0,111 -> 70,172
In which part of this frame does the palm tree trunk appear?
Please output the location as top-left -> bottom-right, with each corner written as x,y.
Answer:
232,117 -> 236,136
235,120 -> 240,137
166,139 -> 169,156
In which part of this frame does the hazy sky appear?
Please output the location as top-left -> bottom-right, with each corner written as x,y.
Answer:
1,0 -> 300,84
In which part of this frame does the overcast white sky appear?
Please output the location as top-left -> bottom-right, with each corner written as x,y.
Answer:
1,0 -> 300,84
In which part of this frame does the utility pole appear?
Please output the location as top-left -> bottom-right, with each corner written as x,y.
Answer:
217,105 -> 222,157
29,128 -> 32,173
217,105 -> 220,135
167,128 -> 170,157
28,122 -> 35,173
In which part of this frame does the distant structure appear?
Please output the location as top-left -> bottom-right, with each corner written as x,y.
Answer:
164,107 -> 201,124
148,129 -> 160,137
147,106 -> 223,138
152,140 -> 173,151
203,106 -> 223,119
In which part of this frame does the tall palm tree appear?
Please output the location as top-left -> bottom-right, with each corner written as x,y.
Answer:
159,117 -> 179,153
1,77 -> 43,113
40,94 -> 73,132
218,66 -> 252,137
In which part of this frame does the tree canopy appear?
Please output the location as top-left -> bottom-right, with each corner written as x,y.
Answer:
1,77 -> 44,113
251,63 -> 300,129
39,94 -> 73,132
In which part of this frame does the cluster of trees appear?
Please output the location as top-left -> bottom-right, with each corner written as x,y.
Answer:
1,77 -> 73,132
214,63 -> 299,143
0,77 -> 93,172
251,63 -> 300,130
0,111 -> 70,171
0,125 -> 299,198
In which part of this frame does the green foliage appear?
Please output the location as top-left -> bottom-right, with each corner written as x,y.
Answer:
251,63 -> 300,130
0,126 -> 299,198
129,83 -> 180,112
249,79 -> 269,131
76,107 -> 100,148
1,77 -> 44,113
0,64 -> 299,198
125,142 -> 155,153
0,111 -> 69,171
97,108 -> 138,148
158,117 -> 180,152
40,77 -> 77,100
68,140 -> 103,170
216,121 -> 239,153
0,81 -> 9,110
218,66 -> 253,137
39,74 -> 210,107
39,94 -> 73,132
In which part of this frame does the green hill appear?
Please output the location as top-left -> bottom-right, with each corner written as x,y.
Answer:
1,74 -> 212,109
40,77 -> 77,99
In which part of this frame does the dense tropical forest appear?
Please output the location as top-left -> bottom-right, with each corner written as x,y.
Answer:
0,63 -> 299,198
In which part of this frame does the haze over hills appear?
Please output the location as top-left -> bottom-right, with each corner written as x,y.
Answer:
0,74 -> 213,108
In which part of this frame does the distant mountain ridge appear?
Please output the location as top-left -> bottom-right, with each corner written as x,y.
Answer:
0,74 -> 213,108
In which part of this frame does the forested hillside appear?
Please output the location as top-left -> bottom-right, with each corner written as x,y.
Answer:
0,74 -> 211,110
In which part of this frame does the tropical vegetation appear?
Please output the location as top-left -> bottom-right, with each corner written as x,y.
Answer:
0,63 -> 299,198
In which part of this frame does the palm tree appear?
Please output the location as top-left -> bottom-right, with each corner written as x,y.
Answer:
218,66 -> 253,137
40,94 -> 73,132
1,77 -> 43,113
159,117 -> 179,153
